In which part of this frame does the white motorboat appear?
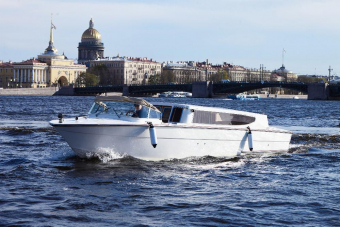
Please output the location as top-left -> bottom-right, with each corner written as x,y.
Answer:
168,91 -> 187,98
185,92 -> 192,98
228,94 -> 260,100
159,91 -> 192,98
49,96 -> 292,161
236,94 -> 261,100
158,92 -> 172,98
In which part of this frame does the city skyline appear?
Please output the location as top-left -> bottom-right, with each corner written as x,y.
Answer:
0,0 -> 339,76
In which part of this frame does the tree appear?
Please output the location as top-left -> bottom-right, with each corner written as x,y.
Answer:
210,69 -> 228,82
148,74 -> 160,84
298,75 -> 323,83
160,71 -> 175,84
76,72 -> 86,87
89,64 -> 110,85
319,77 -> 327,83
221,70 -> 228,80
85,73 -> 99,86
76,72 -> 98,86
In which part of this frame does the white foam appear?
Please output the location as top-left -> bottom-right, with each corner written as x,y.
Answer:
181,157 -> 246,170
206,160 -> 246,169
85,147 -> 126,163
289,144 -> 304,149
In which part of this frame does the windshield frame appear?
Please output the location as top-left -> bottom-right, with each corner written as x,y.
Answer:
88,101 -> 161,119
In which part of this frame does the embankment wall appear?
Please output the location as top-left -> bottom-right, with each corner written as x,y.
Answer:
0,87 -> 57,96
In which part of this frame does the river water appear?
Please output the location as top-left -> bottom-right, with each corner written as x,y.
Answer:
0,96 -> 339,226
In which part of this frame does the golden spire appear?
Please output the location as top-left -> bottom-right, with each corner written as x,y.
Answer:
44,13 -> 58,54
50,13 -> 53,44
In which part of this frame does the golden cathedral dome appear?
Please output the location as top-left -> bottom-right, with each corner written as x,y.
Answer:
81,18 -> 101,41
81,28 -> 101,40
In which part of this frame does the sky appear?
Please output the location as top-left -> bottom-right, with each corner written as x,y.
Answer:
0,0 -> 339,75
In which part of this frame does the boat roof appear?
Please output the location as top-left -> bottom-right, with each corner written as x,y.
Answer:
95,96 -> 160,112
151,102 -> 265,117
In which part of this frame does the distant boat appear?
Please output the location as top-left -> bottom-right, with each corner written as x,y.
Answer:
228,94 -> 260,100
158,92 -> 172,98
293,96 -> 299,99
159,91 -> 192,98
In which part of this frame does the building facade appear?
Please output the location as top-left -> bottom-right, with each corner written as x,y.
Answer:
161,60 -> 300,85
90,56 -> 162,85
0,20 -> 86,88
162,61 -> 218,83
0,61 -> 14,88
78,18 -> 104,65
271,65 -> 298,82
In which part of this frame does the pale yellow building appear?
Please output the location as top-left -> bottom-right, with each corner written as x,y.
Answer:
1,19 -> 86,88
0,61 -> 14,88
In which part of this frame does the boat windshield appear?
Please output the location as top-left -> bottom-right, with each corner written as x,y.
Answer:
89,101 -> 161,119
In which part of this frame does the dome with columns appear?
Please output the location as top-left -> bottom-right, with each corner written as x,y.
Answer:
274,65 -> 292,74
78,18 -> 104,64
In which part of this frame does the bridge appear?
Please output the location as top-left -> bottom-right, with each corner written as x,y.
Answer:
72,82 -> 340,100
74,83 -> 192,95
213,82 -> 308,94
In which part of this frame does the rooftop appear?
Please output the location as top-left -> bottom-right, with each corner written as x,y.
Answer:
94,56 -> 159,63
14,58 -> 46,65
0,61 -> 14,67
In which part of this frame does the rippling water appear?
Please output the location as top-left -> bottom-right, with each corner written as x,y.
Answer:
0,96 -> 340,226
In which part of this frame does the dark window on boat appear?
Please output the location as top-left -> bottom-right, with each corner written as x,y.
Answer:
155,105 -> 163,112
170,107 -> 183,123
162,107 -> 172,123
193,111 -> 255,125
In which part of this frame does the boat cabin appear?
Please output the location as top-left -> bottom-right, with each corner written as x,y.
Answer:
153,103 -> 260,126
89,97 -> 267,128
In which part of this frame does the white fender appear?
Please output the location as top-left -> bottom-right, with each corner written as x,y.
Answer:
149,123 -> 157,148
237,133 -> 248,155
247,126 -> 253,151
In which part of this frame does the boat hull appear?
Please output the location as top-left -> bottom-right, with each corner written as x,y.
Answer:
53,124 -> 292,161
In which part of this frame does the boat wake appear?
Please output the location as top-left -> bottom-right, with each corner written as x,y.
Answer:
288,133 -> 340,154
0,126 -> 55,135
292,133 -> 340,147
